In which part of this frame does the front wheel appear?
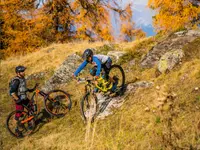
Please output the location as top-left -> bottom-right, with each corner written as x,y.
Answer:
6,110 -> 35,138
44,90 -> 72,117
80,92 -> 98,122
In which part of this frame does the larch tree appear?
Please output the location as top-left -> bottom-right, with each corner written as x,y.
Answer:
40,0 -> 120,41
0,0 -> 49,56
1,0 -> 143,57
148,0 -> 200,33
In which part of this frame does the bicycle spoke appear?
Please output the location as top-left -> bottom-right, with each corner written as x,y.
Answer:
45,90 -> 72,117
6,110 -> 35,138
55,107 -> 59,114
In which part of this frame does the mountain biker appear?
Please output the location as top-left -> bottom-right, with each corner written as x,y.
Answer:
73,48 -> 118,92
9,66 -> 38,136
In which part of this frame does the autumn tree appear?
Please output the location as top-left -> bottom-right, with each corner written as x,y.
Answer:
0,0 -> 50,56
1,0 -> 142,57
148,0 -> 200,33
39,0 -> 117,41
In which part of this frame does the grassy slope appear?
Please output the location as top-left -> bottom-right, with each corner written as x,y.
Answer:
1,38 -> 200,150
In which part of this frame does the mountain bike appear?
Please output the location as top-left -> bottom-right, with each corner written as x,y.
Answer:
6,85 -> 72,138
79,64 -> 125,122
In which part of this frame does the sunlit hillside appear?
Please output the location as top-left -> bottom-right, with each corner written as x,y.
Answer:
1,34 -> 200,150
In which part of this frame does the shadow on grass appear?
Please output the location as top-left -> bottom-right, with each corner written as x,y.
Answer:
32,109 -> 53,134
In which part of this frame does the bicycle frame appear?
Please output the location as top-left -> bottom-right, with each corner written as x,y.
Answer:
80,77 -> 113,93
96,77 -> 113,92
21,88 -> 55,124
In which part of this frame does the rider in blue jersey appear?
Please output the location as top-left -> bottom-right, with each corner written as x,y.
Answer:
74,49 -> 112,79
74,49 -> 117,92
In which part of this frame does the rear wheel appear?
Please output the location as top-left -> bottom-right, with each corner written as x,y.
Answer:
6,110 -> 35,138
108,65 -> 125,94
44,90 -> 72,117
80,93 -> 98,122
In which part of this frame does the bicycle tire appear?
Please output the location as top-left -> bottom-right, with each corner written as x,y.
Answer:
108,64 -> 125,94
6,110 -> 35,138
80,92 -> 98,122
44,89 -> 72,117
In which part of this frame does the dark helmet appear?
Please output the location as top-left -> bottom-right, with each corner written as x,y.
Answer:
15,66 -> 26,73
82,49 -> 93,60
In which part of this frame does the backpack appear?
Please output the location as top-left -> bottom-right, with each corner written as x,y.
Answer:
8,76 -> 20,96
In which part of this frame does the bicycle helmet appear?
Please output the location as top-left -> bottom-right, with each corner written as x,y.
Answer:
82,49 -> 93,60
15,66 -> 26,73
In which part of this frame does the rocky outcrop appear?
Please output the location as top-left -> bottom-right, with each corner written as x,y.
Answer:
140,30 -> 200,69
107,51 -> 126,62
158,49 -> 184,73
97,81 -> 154,119
43,54 -> 82,91
26,72 -> 46,80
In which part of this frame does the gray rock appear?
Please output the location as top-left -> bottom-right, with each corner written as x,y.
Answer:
96,81 -> 154,119
174,30 -> 187,37
140,30 -> 200,68
107,51 -> 126,62
43,54 -> 82,91
186,30 -> 200,37
158,49 -> 184,73
26,72 -> 46,80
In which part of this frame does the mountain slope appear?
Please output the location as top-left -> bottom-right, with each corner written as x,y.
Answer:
1,32 -> 200,150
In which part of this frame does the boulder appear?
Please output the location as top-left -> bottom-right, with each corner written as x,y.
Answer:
140,30 -> 200,69
107,51 -> 126,62
43,54 -> 82,91
158,49 -> 184,73
26,72 -> 46,80
97,81 -> 154,119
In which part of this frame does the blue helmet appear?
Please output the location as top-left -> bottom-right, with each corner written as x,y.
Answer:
15,66 -> 26,73
82,49 -> 93,60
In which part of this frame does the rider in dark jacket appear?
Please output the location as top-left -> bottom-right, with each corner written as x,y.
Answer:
9,66 -> 37,136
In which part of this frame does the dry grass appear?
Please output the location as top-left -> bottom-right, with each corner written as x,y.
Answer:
1,37 -> 200,150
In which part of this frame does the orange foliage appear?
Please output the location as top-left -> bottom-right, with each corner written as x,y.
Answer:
148,0 -> 200,33
1,0 -> 142,57
1,0 -> 49,56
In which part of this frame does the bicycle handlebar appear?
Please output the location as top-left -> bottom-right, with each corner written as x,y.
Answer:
76,77 -> 95,83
